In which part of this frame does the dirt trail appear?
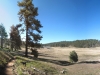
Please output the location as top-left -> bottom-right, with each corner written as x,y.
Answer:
5,59 -> 15,75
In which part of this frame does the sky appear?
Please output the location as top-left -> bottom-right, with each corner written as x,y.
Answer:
0,0 -> 100,44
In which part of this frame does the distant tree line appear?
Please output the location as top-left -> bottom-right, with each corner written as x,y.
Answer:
43,39 -> 100,48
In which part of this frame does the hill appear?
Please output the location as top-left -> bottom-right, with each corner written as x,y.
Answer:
43,39 -> 100,48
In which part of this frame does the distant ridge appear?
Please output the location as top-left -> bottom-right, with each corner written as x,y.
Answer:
43,39 -> 100,48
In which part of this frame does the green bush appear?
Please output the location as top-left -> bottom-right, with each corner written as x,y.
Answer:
69,51 -> 78,63
31,48 -> 38,58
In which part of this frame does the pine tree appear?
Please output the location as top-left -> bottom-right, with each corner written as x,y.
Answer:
69,51 -> 78,63
10,24 -> 22,51
18,0 -> 43,57
0,23 -> 8,48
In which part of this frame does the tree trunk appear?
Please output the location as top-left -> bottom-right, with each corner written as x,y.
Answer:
11,43 -> 13,51
25,21 -> 28,57
1,37 -> 3,48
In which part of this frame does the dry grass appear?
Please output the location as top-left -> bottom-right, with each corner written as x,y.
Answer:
20,47 -> 100,75
38,47 -> 100,61
37,47 -> 100,75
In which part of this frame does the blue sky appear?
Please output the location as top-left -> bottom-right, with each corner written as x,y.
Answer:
0,0 -> 100,44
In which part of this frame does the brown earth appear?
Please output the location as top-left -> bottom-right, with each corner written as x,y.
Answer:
10,47 -> 100,75
37,47 -> 100,75
5,59 -> 15,75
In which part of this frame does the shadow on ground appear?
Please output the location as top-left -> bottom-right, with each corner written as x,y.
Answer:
28,52 -> 73,66
38,53 -> 58,58
11,50 -> 100,67
37,58 -> 73,66
28,54 -> 100,66
0,66 -> 7,75
13,51 -> 73,66
78,61 -> 100,64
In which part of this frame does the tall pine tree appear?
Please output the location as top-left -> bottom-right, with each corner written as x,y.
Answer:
18,0 -> 43,57
0,23 -> 8,48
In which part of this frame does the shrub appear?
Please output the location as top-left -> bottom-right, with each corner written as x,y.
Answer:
31,48 -> 38,58
69,51 -> 78,63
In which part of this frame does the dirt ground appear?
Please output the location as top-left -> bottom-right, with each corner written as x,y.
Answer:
3,47 -> 100,75
38,47 -> 100,61
5,59 -> 15,75
20,47 -> 100,75
36,47 -> 100,75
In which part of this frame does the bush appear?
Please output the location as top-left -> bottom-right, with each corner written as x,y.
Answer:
31,48 -> 38,58
69,51 -> 78,63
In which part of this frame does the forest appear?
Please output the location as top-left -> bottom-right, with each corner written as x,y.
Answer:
43,39 -> 100,48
